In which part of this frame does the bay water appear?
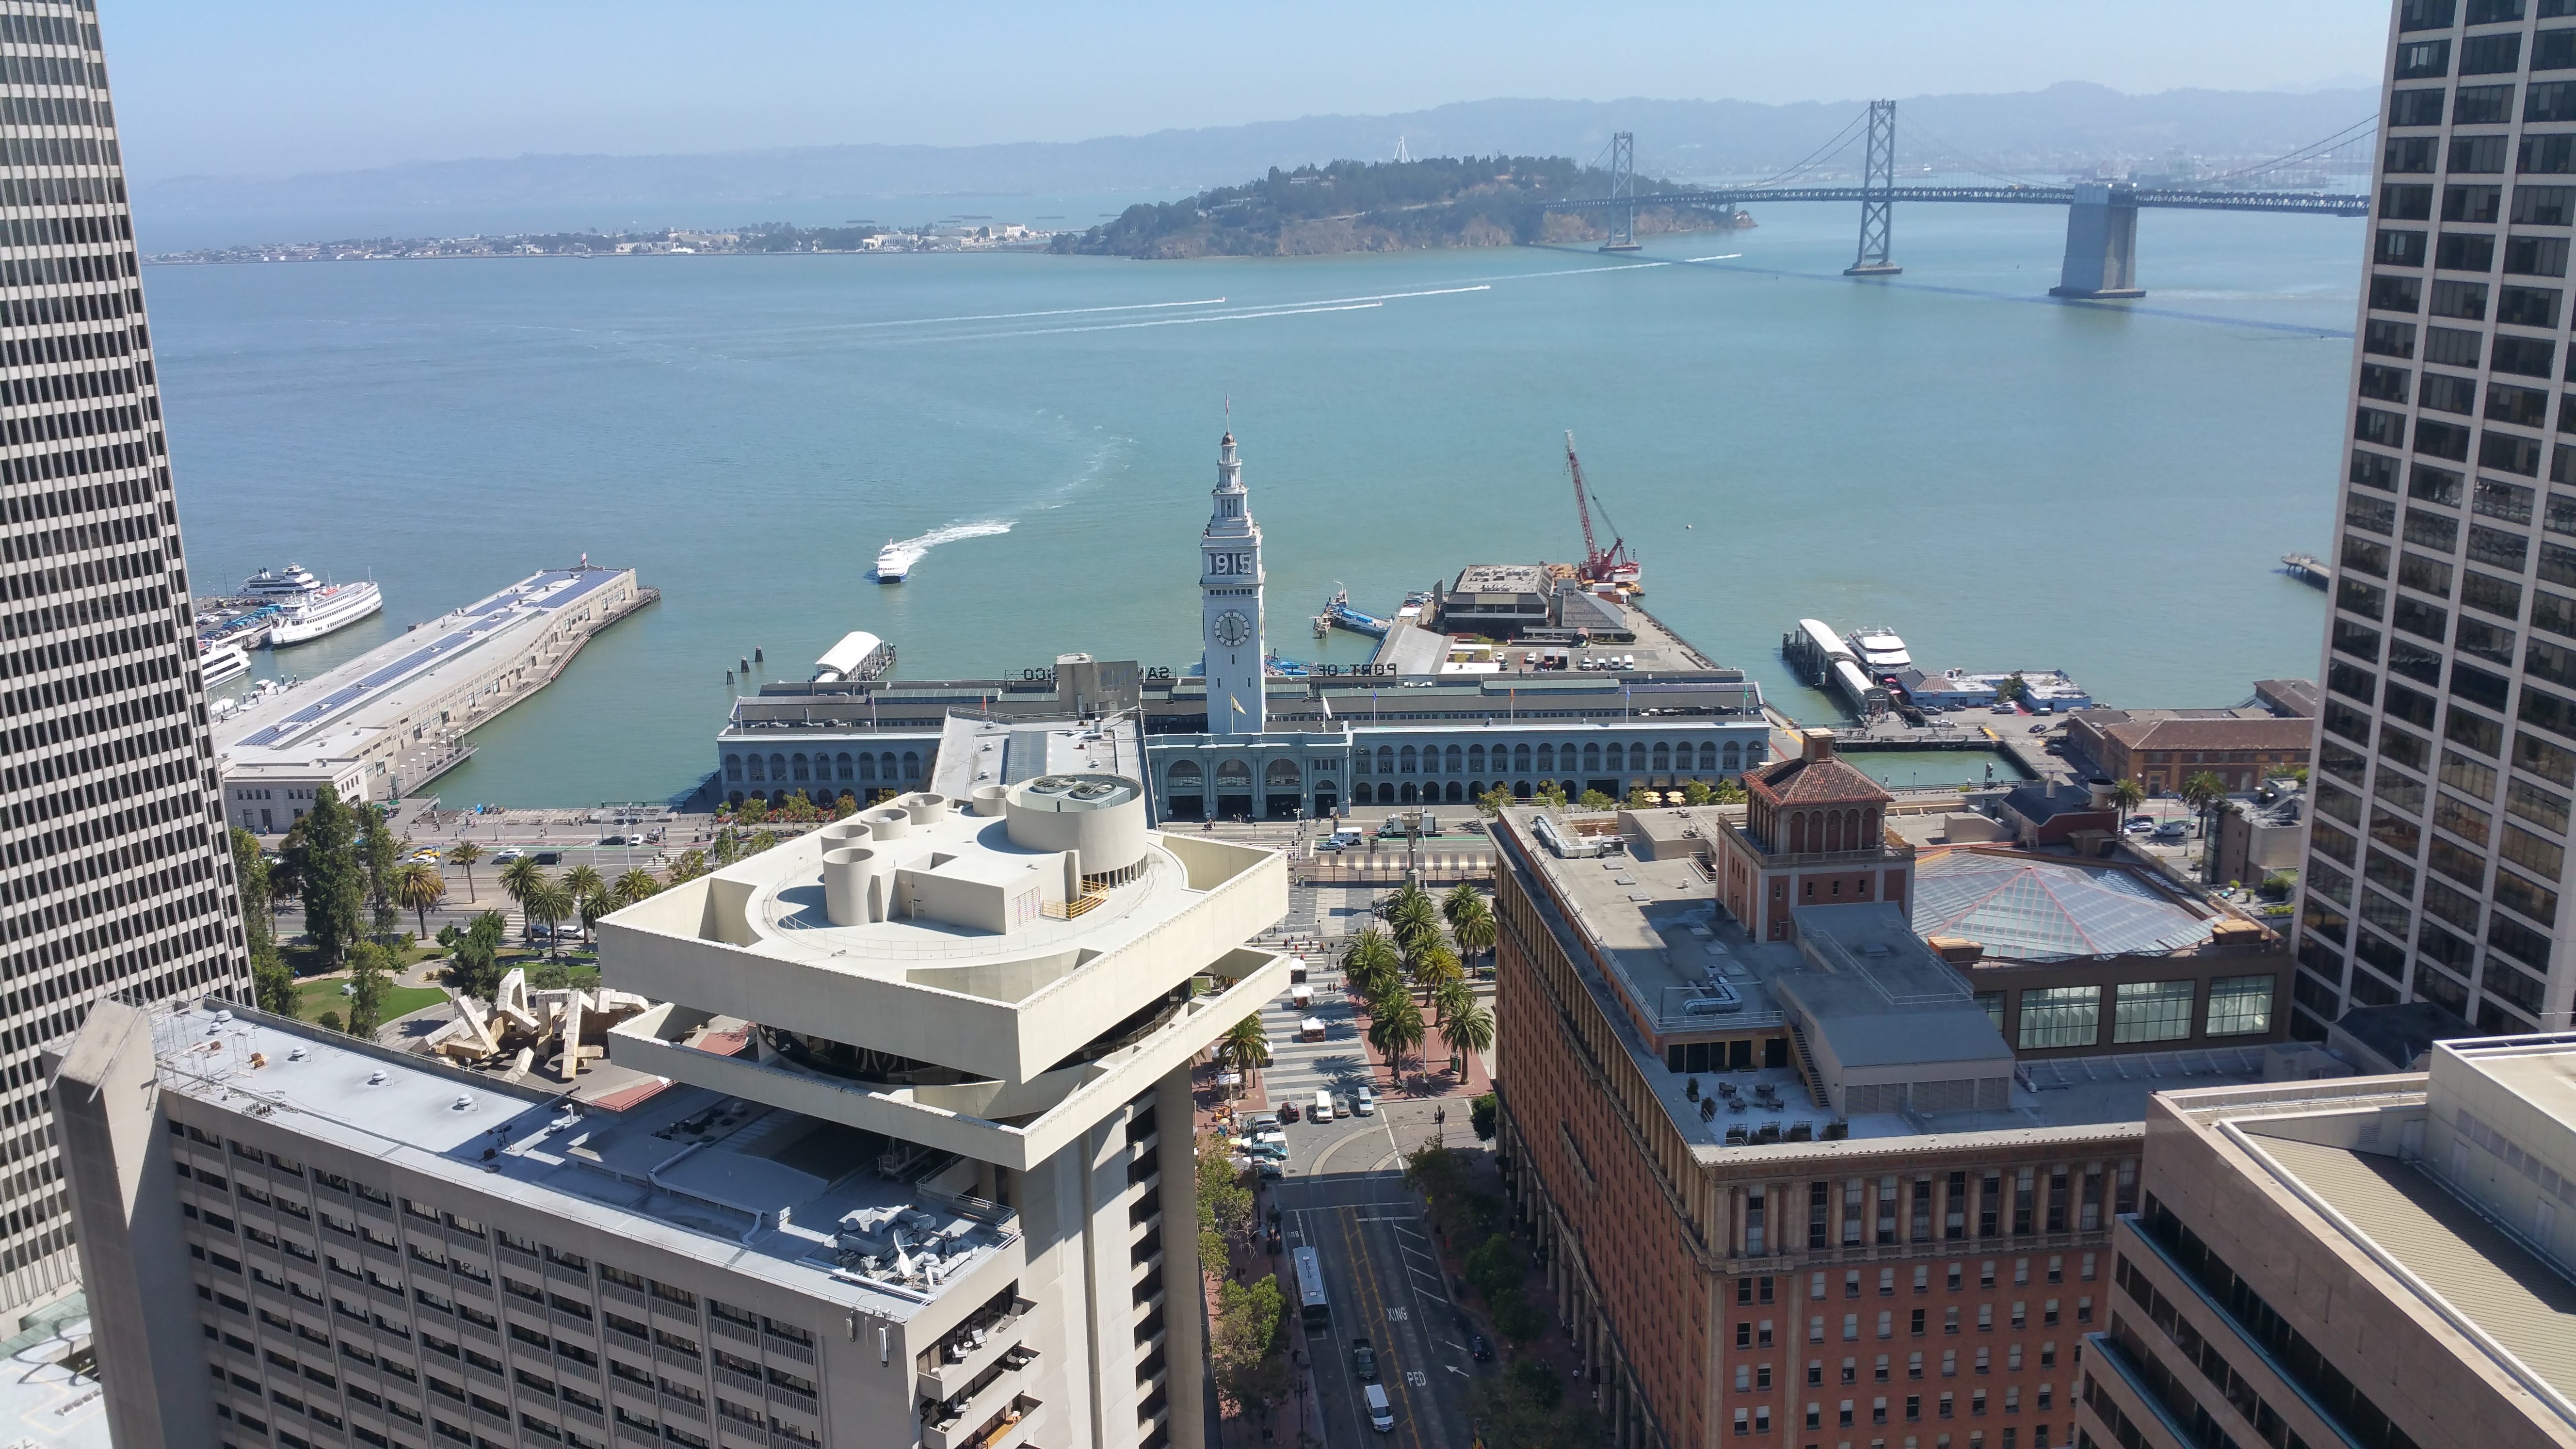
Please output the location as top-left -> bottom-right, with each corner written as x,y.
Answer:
147,196 -> 2362,806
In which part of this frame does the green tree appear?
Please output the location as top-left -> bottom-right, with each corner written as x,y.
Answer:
499,853 -> 545,911
1433,976 -> 1475,1029
562,864 -> 605,917
1440,998 -> 1496,1076
1534,779 -> 1568,809
1995,673 -> 2029,705
288,785 -> 366,964
1708,776 -> 1748,805
232,828 -> 295,1014
359,806 -> 402,942
1367,992 -> 1426,1082
1578,788 -> 1616,809
1681,778 -> 1715,806
316,1010 -> 343,1034
612,868 -> 662,905
2111,777 -> 2147,821
1216,1014 -> 1272,1092
2179,770 -> 2232,879
1452,899 -> 1497,969
666,849 -> 710,885
1464,1233 -> 1520,1303
1441,882 -> 1484,931
393,862 -> 446,939
1196,1133 -> 1256,1271
345,941 -> 392,1038
522,875 -> 575,956
1409,942 -> 1464,1005
446,839 -> 483,901
1469,1090 -> 1498,1141
1385,884 -> 1442,957
748,828 -> 780,856
1211,1275 -> 1289,1417
446,911 -> 509,998
1488,1290 -> 1547,1347
1475,785 -> 1513,817
1625,784 -> 1657,809
1341,926 -> 1402,1001
709,827 -> 743,868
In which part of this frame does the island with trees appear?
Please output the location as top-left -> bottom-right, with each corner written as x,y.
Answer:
1048,154 -> 1749,259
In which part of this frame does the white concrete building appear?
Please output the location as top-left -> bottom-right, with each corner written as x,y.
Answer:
56,776 -> 1284,1449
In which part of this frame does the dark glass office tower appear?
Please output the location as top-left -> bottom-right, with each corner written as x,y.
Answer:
1,0 -> 248,1314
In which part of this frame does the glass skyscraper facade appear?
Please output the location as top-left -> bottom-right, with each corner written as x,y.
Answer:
0,0 -> 248,1313
2297,0 -> 2576,1037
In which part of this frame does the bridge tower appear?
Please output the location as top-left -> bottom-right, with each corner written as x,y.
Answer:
2049,181 -> 2145,299
1601,131 -> 1641,252
1845,100 -> 1901,277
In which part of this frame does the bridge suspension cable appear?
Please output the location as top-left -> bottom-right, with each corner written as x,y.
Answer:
2202,112 -> 2381,183
1736,107 -> 1870,190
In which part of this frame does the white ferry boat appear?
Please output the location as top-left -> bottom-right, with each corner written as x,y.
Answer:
1845,626 -> 1913,679
243,564 -> 383,646
873,540 -> 910,582
199,641 -> 249,688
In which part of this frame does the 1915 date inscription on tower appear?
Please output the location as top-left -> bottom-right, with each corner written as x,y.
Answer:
1200,430 -> 1266,734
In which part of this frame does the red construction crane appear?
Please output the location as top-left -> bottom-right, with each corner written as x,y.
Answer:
1562,431 -> 1639,588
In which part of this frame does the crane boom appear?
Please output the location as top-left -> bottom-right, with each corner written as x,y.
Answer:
1564,431 -> 1600,570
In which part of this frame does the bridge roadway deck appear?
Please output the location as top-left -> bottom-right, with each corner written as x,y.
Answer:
1550,186 -> 2367,216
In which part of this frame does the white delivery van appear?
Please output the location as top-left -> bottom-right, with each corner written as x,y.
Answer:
1365,1383 -> 1394,1432
1315,1090 -> 1336,1120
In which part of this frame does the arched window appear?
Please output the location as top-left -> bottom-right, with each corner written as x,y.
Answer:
1400,745 -> 1418,775
1168,759 -> 1204,792
1216,759 -> 1253,789
1513,743 -> 1532,773
837,752 -> 854,781
1377,746 -> 1396,775
792,753 -> 810,781
1582,742 -> 1601,773
724,754 -> 743,782
902,751 -> 920,779
1445,745 -> 1462,775
1354,750 -> 1373,775
728,790 -> 744,808
1537,743 -> 1555,772
1605,741 -> 1623,773
1445,781 -> 1464,803
859,753 -> 878,781
746,754 -> 765,781
1266,758 -> 1302,787
881,752 -> 898,781
1724,741 -> 1742,770
1699,741 -> 1718,772
1790,813 -> 1808,852
1653,741 -> 1672,773
1400,782 -> 1418,804
1513,781 -> 1533,800
1468,743 -> 1486,772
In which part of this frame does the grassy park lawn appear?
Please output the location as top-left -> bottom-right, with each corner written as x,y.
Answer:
291,977 -> 449,1026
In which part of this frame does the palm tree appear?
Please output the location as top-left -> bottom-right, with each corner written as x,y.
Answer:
1386,886 -> 1441,957
499,853 -> 545,911
563,863 -> 605,910
448,840 -> 483,900
1367,993 -> 1426,1087
1409,942 -> 1464,1005
2110,777 -> 2146,824
521,876 -> 574,957
1432,977 -> 1474,1029
1341,926 -> 1402,1000
1216,1015 -> 1272,1096
1441,883 -> 1482,931
2179,770 -> 2231,879
392,862 -> 446,939
576,883 -> 613,944
1451,900 -> 1497,970
1438,999 -> 1495,1079
612,868 -> 661,905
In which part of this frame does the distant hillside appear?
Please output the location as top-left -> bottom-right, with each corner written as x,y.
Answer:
1049,155 -> 1723,258
133,83 -> 2376,249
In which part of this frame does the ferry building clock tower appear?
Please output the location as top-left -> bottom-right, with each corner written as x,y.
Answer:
1201,429 -> 1267,734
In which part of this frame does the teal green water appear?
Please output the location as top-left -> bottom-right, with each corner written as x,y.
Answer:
147,198 -> 2358,806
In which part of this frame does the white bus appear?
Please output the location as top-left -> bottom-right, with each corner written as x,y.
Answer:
1292,1245 -> 1329,1331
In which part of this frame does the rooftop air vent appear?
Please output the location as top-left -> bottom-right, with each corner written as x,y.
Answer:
451,1095 -> 474,1111
1026,776 -> 1076,795
366,1070 -> 387,1086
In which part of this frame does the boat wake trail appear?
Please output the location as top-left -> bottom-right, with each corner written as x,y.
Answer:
880,519 -> 1013,572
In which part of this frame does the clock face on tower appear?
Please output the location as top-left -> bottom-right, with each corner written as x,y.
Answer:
1213,610 -> 1252,648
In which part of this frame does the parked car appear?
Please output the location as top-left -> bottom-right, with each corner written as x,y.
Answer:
1352,1086 -> 1376,1117
1333,1095 -> 1354,1120
1315,837 -> 1348,853
1247,1141 -> 1289,1161
1351,1337 -> 1379,1383
1366,1383 -> 1395,1433
2124,816 -> 2155,833
2154,820 -> 2190,839
623,834 -> 645,846
1256,1160 -> 1286,1180
2028,723 -> 2050,735
1315,1091 -> 1336,1121
1278,1100 -> 1301,1124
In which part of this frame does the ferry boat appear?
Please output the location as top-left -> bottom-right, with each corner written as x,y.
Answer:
199,641 -> 249,688
874,540 -> 910,582
244,564 -> 383,646
1845,626 -> 1913,679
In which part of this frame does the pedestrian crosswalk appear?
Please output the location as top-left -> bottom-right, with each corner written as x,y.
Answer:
1254,963 -> 1375,1112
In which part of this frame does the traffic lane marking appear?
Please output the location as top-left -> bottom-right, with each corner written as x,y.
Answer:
1336,1206 -> 1438,1449
1346,1206 -> 1457,1449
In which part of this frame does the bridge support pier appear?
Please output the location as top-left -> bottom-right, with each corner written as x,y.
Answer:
2051,181 -> 2143,299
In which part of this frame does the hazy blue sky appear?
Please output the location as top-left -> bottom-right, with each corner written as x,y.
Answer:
104,0 -> 2390,180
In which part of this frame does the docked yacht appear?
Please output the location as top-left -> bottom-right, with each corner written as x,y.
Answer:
199,641 -> 249,688
873,539 -> 910,582
243,564 -> 382,645
1845,626 -> 1913,679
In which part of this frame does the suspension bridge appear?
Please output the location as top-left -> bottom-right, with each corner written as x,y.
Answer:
1546,100 -> 2375,298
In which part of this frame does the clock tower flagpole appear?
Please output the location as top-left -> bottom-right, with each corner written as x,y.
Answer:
1201,426 -> 1266,735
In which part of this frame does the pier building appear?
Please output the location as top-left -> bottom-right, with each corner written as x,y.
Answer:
212,567 -> 648,832
58,771 -> 1280,1449
2292,0 -> 2576,1039
0,0 -> 251,1319
713,432 -> 1771,821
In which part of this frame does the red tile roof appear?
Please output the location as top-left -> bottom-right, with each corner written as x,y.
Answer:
1749,752 -> 1894,807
